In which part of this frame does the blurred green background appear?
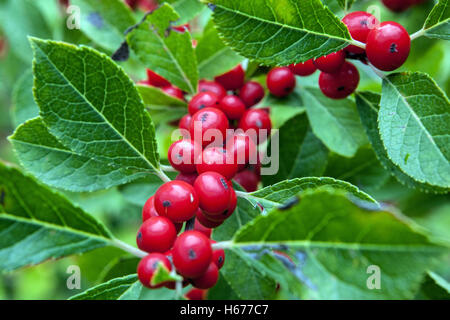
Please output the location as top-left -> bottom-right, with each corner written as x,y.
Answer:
0,0 -> 448,299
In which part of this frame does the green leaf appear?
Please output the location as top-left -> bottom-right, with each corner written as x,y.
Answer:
416,271 -> 450,299
98,256 -> 140,283
127,4 -> 199,93
171,0 -> 206,24
423,0 -> 449,40
138,85 -> 187,108
378,72 -> 450,189
302,87 -> 368,157
9,118 -> 148,192
207,0 -> 352,66
71,0 -> 137,51
261,87 -> 305,128
233,188 -> 447,299
262,113 -> 328,186
151,263 -> 182,287
31,38 -> 161,174
336,0 -> 356,11
245,177 -> 377,212
0,162 -> 112,272
355,91 -> 448,194
11,69 -> 39,126
69,275 -> 138,300
196,20 -> 244,79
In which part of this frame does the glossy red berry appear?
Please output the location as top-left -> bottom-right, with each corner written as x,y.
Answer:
382,0 -> 412,12
234,169 -> 260,192
219,95 -> 246,120
154,181 -> 199,223
175,172 -> 198,186
189,108 -> 229,147
196,209 -> 224,229
137,253 -> 172,289
214,65 -> 245,91
188,92 -> 220,115
185,288 -> 207,300
198,80 -> 227,100
137,216 -> 177,253
289,60 -> 317,76
239,81 -> 265,107
142,196 -> 183,232
173,23 -> 190,32
179,114 -> 192,135
196,147 -> 238,180
314,51 -> 346,73
146,69 -> 171,87
238,109 -> 272,144
366,21 -> 411,71
266,67 -> 296,97
191,262 -> 219,289
210,240 -> 225,269
194,172 -> 232,215
172,231 -> 213,278
342,11 -> 380,54
319,61 -> 360,99
227,133 -> 258,171
204,182 -> 236,221
162,85 -> 184,100
194,215 -> 213,238
168,139 -> 202,173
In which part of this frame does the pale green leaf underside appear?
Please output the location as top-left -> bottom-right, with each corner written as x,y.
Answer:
337,0 -> 356,11
137,85 -> 187,108
378,72 -> 450,188
196,20 -> 244,79
423,0 -> 450,40
302,87 -> 368,157
31,37 -> 160,172
234,188 -> 447,299
171,0 -> 206,24
247,177 -> 377,212
208,0 -> 352,66
355,91 -> 448,194
71,0 -> 137,51
0,163 -> 112,272
12,69 -> 39,127
9,118 -> 147,192
127,4 -> 199,93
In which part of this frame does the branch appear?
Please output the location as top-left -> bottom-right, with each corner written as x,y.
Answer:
111,238 -> 147,258
410,29 -> 425,41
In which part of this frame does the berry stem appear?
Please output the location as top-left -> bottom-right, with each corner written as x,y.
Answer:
212,241 -> 233,249
155,168 -> 172,183
349,39 -> 366,50
410,28 -> 425,41
235,190 -> 249,198
111,238 -> 147,258
160,164 -> 177,172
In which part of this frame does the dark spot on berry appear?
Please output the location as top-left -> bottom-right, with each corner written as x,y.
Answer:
278,197 -> 300,211
360,19 -> 368,26
218,256 -> 223,264
285,86 -> 292,92
199,104 -> 206,110
222,209 -> 229,216
152,261 -> 159,269
163,200 -> 171,207
137,232 -> 142,240
201,89 -> 207,92
215,101 -> 220,105
188,248 -> 197,260
201,113 -> 209,123
255,120 -> 262,128
254,98 -> 260,103
220,178 -> 228,189
337,86 -> 345,91
390,43 -> 398,53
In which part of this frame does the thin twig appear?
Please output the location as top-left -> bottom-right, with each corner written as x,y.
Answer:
410,29 -> 425,41
111,238 -> 147,258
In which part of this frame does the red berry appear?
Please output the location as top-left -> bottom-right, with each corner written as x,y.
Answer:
198,80 -> 227,100
154,181 -> 199,223
137,253 -> 172,289
188,92 -> 220,115
146,69 -> 171,87
142,196 -> 158,222
227,133 -> 258,171
172,231 -> 213,278
179,114 -> 192,135
319,61 -> 360,99
204,182 -> 236,221
314,51 -> 346,73
137,216 -> 177,253
342,11 -> 380,54
366,21 -> 411,72
210,240 -> 225,269
176,172 -> 198,186
189,108 -> 229,147
173,24 -> 190,32
168,139 -> 202,173
194,215 -> 213,238
162,85 -> 184,100
238,109 -> 272,144
191,262 -> 219,289
196,147 -> 238,180
219,95 -> 246,120
138,0 -> 158,11
239,81 -> 265,107
185,288 -> 207,300
234,169 -> 260,192
266,67 -> 296,97
382,0 -> 412,12
194,172 -> 231,215
289,60 -> 317,76
214,65 -> 245,91
196,209 -> 224,228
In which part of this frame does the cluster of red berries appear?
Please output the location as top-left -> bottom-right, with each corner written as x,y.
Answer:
382,0 -> 427,12
283,11 -> 410,100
